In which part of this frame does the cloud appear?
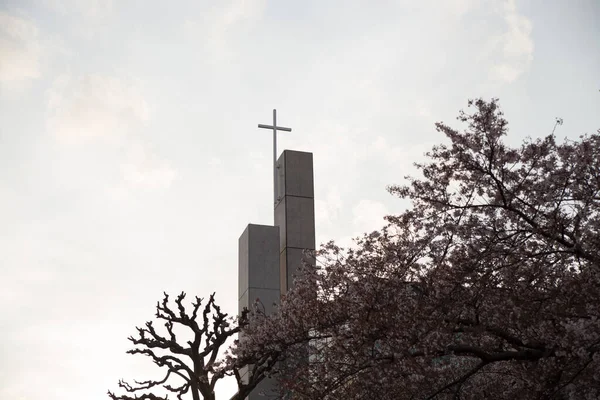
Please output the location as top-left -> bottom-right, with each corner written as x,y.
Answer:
415,99 -> 433,118
433,0 -> 479,17
120,142 -> 178,190
182,0 -> 266,61
184,0 -> 266,34
46,73 -> 149,144
46,73 -> 176,192
315,186 -> 343,228
368,136 -> 434,170
43,0 -> 114,39
207,157 -> 223,168
352,199 -> 389,233
302,120 -> 369,171
0,12 -> 41,87
45,0 -> 114,20
489,0 -> 534,83
324,198 -> 388,250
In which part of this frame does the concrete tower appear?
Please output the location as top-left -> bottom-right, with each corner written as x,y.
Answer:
274,150 -> 316,295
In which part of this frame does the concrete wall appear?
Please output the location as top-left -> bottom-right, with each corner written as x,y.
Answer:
238,224 -> 280,399
274,150 -> 316,295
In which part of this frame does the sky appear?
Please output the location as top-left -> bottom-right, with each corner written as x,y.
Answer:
0,0 -> 599,399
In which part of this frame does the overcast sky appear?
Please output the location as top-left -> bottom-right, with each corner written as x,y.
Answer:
1,0 -> 599,399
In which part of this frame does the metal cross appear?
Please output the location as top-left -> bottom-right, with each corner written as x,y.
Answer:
258,109 -> 292,205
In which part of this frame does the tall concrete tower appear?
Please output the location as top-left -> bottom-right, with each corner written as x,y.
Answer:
274,150 -> 316,295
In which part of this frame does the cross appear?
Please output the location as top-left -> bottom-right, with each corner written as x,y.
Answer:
258,109 -> 292,206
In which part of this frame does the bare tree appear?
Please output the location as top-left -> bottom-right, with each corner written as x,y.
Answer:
108,292 -> 280,400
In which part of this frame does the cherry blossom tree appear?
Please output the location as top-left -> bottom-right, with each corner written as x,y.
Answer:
239,99 -> 600,399
108,292 -> 281,400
